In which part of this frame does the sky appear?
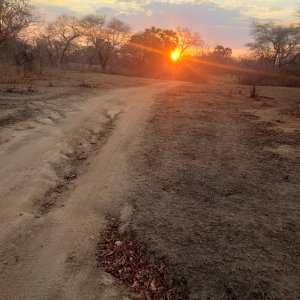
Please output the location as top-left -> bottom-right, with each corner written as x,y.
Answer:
32,0 -> 300,56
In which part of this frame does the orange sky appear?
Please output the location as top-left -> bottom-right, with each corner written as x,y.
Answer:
32,0 -> 299,54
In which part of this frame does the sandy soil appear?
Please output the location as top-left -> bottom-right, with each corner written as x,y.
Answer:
0,73 -> 299,300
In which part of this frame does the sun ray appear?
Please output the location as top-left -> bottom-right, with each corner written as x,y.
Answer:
127,41 -> 298,80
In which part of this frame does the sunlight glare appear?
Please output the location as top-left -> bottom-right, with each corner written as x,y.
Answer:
171,50 -> 180,62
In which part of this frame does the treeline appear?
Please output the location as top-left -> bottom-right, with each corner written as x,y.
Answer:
0,0 -> 300,85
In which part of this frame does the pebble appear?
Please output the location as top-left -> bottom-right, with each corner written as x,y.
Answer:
115,240 -> 123,246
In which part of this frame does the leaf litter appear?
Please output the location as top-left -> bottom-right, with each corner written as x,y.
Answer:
96,221 -> 184,300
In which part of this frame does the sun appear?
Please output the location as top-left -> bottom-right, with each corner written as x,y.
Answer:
170,50 -> 180,62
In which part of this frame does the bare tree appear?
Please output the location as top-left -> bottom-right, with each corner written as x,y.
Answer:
0,0 -> 36,46
41,15 -> 88,64
48,15 -> 86,64
38,25 -> 61,67
84,15 -> 130,72
82,15 -> 105,69
176,27 -> 204,59
246,22 -> 300,68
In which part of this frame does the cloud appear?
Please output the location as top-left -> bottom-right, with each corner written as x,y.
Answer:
97,2 -> 251,48
32,0 -> 298,50
213,0 -> 299,21
36,3 -> 80,21
32,0 -> 298,21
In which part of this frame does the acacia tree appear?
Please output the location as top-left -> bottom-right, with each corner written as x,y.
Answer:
246,22 -> 300,68
122,26 -> 178,74
129,26 -> 177,59
0,0 -> 36,45
140,27 -> 178,53
213,45 -> 232,59
176,27 -> 204,59
84,15 -> 130,72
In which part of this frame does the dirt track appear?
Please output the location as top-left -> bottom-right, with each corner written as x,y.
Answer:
0,78 -> 178,299
0,75 -> 299,300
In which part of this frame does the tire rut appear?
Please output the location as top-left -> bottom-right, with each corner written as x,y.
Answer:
39,114 -> 120,214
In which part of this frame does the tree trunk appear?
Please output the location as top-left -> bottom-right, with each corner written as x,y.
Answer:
101,58 -> 108,73
98,51 -> 108,73
47,51 -> 53,67
60,45 -> 68,65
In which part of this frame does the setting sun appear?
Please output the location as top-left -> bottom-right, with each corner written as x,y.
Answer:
171,50 -> 180,62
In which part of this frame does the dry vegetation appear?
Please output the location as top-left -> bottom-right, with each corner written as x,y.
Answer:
126,83 -> 300,299
96,220 -> 184,299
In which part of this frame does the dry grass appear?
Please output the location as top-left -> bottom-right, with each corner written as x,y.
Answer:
128,83 -> 300,299
0,64 -> 24,83
283,101 -> 300,118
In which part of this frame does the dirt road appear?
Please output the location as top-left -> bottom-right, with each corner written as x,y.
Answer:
0,81 -> 178,300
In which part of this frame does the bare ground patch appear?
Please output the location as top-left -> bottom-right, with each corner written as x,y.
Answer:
0,71 -> 156,130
